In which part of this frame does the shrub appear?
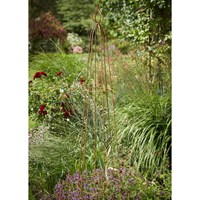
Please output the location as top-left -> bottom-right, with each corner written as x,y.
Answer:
63,33 -> 86,53
29,53 -> 88,135
117,40 -> 133,54
29,12 -> 66,52
29,69 -> 86,136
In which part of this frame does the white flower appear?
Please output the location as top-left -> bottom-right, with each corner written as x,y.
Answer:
60,88 -> 64,93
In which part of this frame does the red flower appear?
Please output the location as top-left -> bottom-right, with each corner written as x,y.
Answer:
63,111 -> 70,118
42,111 -> 47,115
65,93 -> 70,98
56,71 -> 62,76
33,72 -> 42,79
61,102 -> 73,118
33,71 -> 47,79
38,104 -> 47,115
40,71 -> 47,76
79,78 -> 85,85
63,109 -> 73,118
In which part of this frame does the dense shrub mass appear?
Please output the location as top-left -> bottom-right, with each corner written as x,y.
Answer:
29,12 -> 66,52
29,53 -> 88,136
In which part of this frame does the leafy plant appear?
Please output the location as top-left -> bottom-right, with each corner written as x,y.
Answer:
28,8 -> 172,196
116,40 -> 133,54
56,0 -> 96,36
99,0 -> 171,45
29,53 -> 89,135
29,12 -> 66,52
116,94 -> 171,176
54,167 -> 171,200
29,131 -> 82,197
110,50 -> 171,176
63,32 -> 86,53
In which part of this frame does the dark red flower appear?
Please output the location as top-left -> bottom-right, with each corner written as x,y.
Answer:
33,72 -> 42,79
42,111 -> 47,115
79,78 -> 85,85
63,109 -> 73,118
33,71 -> 47,79
65,93 -> 70,98
38,104 -> 46,114
63,110 -> 70,118
40,71 -> 47,76
56,71 -> 62,76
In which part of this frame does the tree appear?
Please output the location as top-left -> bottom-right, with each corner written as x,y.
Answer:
98,0 -> 171,83
29,0 -> 58,19
98,0 -> 171,46
56,0 -> 96,36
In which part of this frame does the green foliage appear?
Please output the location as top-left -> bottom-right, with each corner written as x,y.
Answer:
99,0 -> 171,45
29,187 -> 37,200
54,167 -> 171,199
113,48 -> 171,103
29,53 -> 88,135
63,33 -> 86,53
110,50 -> 171,176
67,33 -> 84,47
29,0 -> 57,19
57,0 -> 96,36
29,131 -> 82,196
29,52 -> 87,80
115,39 -> 133,54
29,49 -> 171,198
116,94 -> 171,176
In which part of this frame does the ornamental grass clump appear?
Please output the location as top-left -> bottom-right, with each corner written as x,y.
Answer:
115,93 -> 171,176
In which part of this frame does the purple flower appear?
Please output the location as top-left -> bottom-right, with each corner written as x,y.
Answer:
84,183 -> 89,189
128,178 -> 135,184
74,172 -> 80,182
83,194 -> 89,200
